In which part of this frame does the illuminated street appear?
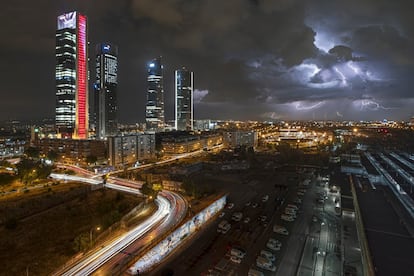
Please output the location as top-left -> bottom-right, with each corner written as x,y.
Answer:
49,172 -> 188,275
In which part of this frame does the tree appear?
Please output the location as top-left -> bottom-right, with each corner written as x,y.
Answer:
140,182 -> 158,199
73,233 -> 89,252
182,178 -> 198,198
25,147 -> 40,159
85,155 -> 97,165
47,150 -> 59,161
16,158 -> 35,184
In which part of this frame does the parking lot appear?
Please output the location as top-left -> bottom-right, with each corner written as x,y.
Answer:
154,168 -> 320,276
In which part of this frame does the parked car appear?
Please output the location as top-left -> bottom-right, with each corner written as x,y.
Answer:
273,225 -> 289,235
256,256 -> 276,272
231,247 -> 246,258
232,212 -> 243,222
260,250 -> 276,261
266,240 -> 281,251
281,214 -> 295,222
258,215 -> 267,222
268,238 -> 281,246
230,255 -> 242,264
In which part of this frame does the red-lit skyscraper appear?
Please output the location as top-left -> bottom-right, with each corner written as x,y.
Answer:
55,12 -> 88,139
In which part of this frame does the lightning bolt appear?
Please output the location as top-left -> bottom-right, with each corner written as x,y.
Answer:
300,63 -> 321,78
347,61 -> 360,75
334,66 -> 347,86
355,99 -> 394,111
294,101 -> 325,110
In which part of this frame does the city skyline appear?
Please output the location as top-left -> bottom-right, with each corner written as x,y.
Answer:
1,1 -> 414,123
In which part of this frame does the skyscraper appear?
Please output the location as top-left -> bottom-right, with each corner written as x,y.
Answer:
145,57 -> 165,132
175,68 -> 194,131
94,43 -> 118,139
55,11 -> 88,139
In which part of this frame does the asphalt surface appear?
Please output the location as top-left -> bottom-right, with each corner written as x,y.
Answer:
150,169 -> 334,276
296,177 -> 342,276
93,191 -> 188,275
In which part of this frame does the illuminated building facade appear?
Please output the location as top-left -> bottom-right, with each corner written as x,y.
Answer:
175,68 -> 194,131
35,138 -> 107,163
55,11 -> 88,139
95,43 -> 118,139
223,131 -> 258,149
108,134 -> 156,167
145,57 -> 165,132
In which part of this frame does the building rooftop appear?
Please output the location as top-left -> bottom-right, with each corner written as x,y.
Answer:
356,184 -> 414,275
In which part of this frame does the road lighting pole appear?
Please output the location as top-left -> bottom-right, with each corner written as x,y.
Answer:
89,226 -> 101,247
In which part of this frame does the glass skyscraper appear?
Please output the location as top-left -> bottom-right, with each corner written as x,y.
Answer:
95,43 -> 118,139
175,68 -> 194,131
145,57 -> 165,132
55,11 -> 88,139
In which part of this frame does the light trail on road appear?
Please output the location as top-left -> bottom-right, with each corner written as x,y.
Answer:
58,196 -> 170,276
49,172 -> 188,275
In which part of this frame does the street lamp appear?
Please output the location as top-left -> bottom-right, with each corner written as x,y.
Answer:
90,226 -> 101,247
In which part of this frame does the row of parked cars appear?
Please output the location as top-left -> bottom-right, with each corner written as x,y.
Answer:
248,183 -> 308,275
281,203 -> 299,222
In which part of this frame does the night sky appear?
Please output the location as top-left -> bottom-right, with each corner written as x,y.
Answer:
1,0 -> 414,123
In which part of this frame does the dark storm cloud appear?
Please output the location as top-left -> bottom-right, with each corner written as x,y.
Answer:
1,0 -> 414,122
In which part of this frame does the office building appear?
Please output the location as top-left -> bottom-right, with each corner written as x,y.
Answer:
95,43 -> 118,139
55,11 -> 88,139
145,57 -> 165,132
175,68 -> 194,131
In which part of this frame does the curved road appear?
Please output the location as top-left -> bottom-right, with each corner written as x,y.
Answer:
57,196 -> 170,276
50,172 -> 188,276
93,191 -> 188,275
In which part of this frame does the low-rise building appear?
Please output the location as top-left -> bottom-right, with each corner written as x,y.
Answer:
35,138 -> 107,162
223,131 -> 258,149
161,133 -> 222,155
108,133 -> 155,168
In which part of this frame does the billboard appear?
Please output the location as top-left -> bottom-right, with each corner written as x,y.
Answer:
57,12 -> 77,30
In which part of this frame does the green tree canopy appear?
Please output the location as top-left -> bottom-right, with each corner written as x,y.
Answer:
25,147 -> 40,159
85,155 -> 98,165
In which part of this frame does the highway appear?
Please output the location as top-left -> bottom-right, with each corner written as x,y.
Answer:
94,191 -> 188,275
49,171 -> 188,275
49,173 -> 142,195
56,195 -> 170,276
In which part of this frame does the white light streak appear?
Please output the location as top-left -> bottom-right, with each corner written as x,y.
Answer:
347,61 -> 360,75
334,66 -> 347,86
297,63 -> 321,78
353,99 -> 394,111
294,101 -> 325,110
